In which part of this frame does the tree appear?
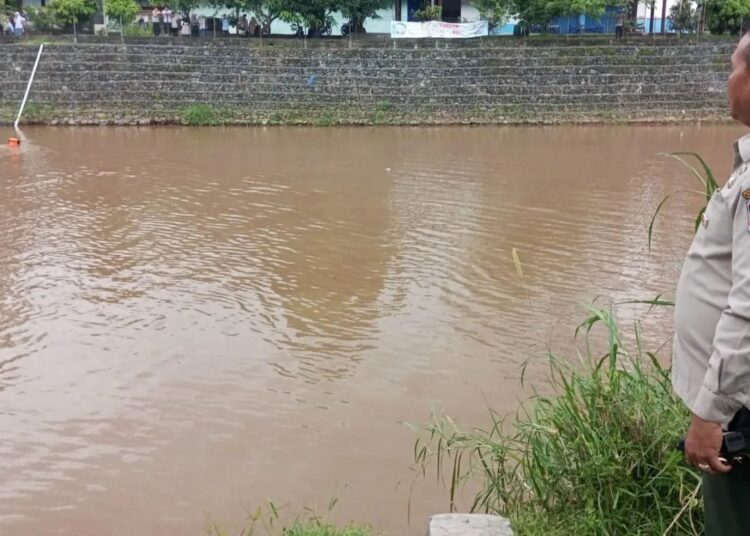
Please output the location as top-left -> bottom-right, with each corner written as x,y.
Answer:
213,0 -> 245,25
277,0 -> 336,34
512,0 -> 562,32
51,0 -> 96,40
472,0 -> 513,31
414,3 -> 441,20
168,0 -> 203,18
106,0 -> 138,42
26,5 -> 62,32
706,0 -> 750,34
241,0 -> 283,33
337,0 -> 392,32
668,0 -> 695,33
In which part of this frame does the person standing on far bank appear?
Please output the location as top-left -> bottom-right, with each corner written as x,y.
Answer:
675,31 -> 750,536
221,14 -> 229,36
152,7 -> 161,36
13,11 -> 24,37
198,14 -> 206,37
615,10 -> 625,40
162,7 -> 171,37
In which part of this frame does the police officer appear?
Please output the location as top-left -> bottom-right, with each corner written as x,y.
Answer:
675,31 -> 750,535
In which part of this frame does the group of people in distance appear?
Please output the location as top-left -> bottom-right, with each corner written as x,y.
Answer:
147,8 -> 260,37
2,11 -> 27,37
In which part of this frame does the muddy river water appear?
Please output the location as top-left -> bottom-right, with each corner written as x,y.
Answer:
0,125 -> 744,535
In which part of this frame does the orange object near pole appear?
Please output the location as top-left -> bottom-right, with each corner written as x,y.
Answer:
8,137 -> 20,146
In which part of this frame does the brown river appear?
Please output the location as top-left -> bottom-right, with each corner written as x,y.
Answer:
0,125 -> 745,535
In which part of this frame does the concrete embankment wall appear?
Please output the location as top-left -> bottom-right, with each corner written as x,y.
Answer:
0,38 -> 733,126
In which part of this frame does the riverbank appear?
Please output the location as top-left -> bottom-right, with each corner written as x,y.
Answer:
0,38 -> 732,126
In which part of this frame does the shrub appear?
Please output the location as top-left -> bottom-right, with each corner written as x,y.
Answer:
122,22 -> 152,37
51,0 -> 96,39
26,6 -> 62,33
181,104 -> 217,126
705,0 -> 750,35
415,4 -> 442,21
413,307 -> 700,535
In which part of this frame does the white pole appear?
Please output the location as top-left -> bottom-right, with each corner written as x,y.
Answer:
15,43 -> 44,130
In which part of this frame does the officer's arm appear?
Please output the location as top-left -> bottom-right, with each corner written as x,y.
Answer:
694,186 -> 750,426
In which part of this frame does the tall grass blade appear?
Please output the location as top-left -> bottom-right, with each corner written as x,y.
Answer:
648,194 -> 672,252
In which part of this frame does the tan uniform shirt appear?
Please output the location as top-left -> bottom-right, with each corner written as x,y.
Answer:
674,134 -> 750,426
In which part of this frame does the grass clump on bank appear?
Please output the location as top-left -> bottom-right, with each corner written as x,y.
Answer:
181,104 -> 217,126
282,522 -> 372,536
208,519 -> 373,536
206,499 -> 376,536
414,307 -> 699,535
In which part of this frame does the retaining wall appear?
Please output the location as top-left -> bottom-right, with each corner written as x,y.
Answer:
0,39 -> 734,125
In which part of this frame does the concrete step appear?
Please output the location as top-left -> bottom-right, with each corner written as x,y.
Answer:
0,81 -> 722,97
14,92 -> 725,107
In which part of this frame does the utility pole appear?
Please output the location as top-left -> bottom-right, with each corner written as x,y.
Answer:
660,0 -> 667,33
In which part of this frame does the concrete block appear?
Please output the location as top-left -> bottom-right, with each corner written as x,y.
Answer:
428,514 -> 514,536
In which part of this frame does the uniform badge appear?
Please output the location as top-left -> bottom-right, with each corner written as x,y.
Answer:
742,188 -> 750,200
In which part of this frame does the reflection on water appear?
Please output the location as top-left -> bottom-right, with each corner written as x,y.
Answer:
0,125 -> 743,535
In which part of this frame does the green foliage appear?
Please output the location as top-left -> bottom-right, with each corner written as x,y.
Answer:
205,499 -> 375,536
181,104 -> 217,126
648,152 -> 719,250
51,0 -> 96,26
239,0 -> 284,33
669,0 -> 695,32
226,0 -> 389,33
371,100 -> 394,124
472,0 -> 513,30
283,522 -> 372,536
106,0 -> 139,23
553,0 -> 609,18
337,0 -> 391,30
414,4 -> 442,21
313,111 -> 336,126
512,0 -> 562,30
26,6 -> 61,32
413,306 -> 700,535
122,22 -> 152,36
168,0 -> 203,16
705,0 -> 750,34
512,0 -> 622,29
278,0 -> 336,30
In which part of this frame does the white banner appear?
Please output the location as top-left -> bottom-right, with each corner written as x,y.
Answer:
390,20 -> 489,39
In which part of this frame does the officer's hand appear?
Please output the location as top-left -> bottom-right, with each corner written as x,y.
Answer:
685,414 -> 731,474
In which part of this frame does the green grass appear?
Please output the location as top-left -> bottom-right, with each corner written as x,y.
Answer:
208,519 -> 373,536
637,47 -> 658,56
283,521 -> 372,536
122,23 -> 153,37
413,306 -> 699,535
371,101 -> 394,124
19,36 -> 50,46
206,499 -> 377,536
181,104 -> 217,126
313,112 -> 336,127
